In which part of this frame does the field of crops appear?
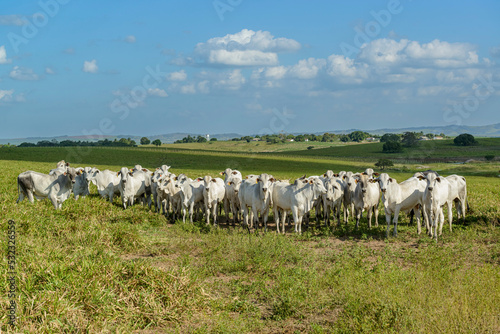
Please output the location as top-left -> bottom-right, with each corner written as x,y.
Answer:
1,145 -> 499,333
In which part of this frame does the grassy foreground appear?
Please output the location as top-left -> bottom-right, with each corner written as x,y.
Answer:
0,146 -> 499,333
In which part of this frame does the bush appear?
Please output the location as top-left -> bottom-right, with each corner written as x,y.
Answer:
485,155 -> 495,161
307,146 -> 314,150
380,133 -> 400,143
382,141 -> 403,153
375,159 -> 394,170
454,133 -> 477,146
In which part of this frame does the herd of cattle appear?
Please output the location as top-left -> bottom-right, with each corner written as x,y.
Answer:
16,161 -> 468,240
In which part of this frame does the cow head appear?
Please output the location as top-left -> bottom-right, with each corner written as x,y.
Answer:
376,173 -> 393,193
117,167 -> 133,184
256,173 -> 275,193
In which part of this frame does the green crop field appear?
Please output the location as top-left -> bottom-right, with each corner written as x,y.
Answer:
1,145 -> 499,333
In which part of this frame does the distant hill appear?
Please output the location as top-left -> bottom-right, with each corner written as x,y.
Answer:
2,124 -> 499,145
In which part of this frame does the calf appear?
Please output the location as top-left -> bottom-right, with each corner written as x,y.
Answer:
177,175 -> 205,223
421,174 -> 451,240
220,168 -> 243,224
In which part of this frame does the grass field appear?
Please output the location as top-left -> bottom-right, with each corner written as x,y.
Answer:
1,145 -> 499,333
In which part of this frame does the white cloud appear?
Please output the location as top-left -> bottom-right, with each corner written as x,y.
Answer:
0,89 -> 14,101
0,15 -> 25,26
167,70 -> 187,81
45,67 -> 55,75
9,66 -> 39,80
180,84 -> 196,94
195,29 -> 300,66
82,59 -> 98,73
216,69 -> 246,90
288,58 -> 326,79
265,66 -> 287,79
359,38 -> 479,68
124,35 -> 136,43
0,46 -> 12,64
197,80 -> 210,94
147,88 -> 168,97
207,49 -> 278,66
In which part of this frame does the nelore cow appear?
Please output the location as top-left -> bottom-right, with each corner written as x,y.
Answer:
238,173 -> 275,230
86,168 -> 121,203
17,167 -> 78,209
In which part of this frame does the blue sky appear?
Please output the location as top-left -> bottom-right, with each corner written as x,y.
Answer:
1,0 -> 499,138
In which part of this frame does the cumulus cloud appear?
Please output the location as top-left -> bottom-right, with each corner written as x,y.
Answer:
0,89 -> 14,101
82,59 -> 98,73
288,58 -> 326,79
180,84 -> 196,94
216,69 -> 246,90
45,67 -> 55,75
359,38 -> 479,68
124,35 -> 136,43
167,70 -> 187,81
194,29 -> 300,66
0,15 -> 25,26
0,46 -> 12,64
9,66 -> 39,80
265,66 -> 287,79
148,88 -> 168,97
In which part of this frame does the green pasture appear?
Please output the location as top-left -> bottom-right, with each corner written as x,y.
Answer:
0,145 -> 499,333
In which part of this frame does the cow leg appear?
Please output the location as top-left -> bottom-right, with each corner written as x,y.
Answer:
274,207 -> 280,233
212,204 -> 218,226
355,208 -> 361,230
292,207 -> 300,233
447,202 -> 453,232
392,206 -> 401,237
374,205 -> 379,227
385,212 -> 392,238
367,207 -> 373,229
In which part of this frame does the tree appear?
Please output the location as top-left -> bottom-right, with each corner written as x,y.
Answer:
382,141 -> 403,153
401,132 -> 419,147
339,134 -> 350,142
140,137 -> 150,145
210,137 -> 217,141
485,155 -> 495,161
375,159 -> 394,170
380,133 -> 400,143
454,133 -> 477,146
348,131 -> 369,142
152,139 -> 162,146
196,135 -> 207,143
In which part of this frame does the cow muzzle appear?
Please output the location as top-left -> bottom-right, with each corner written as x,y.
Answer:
428,187 -> 433,191
381,189 -> 386,193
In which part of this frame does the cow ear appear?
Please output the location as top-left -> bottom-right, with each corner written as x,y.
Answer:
355,179 -> 358,183
389,178 -> 394,183
219,171 -> 224,175
270,177 -> 275,182
309,180 -> 313,184
362,172 -> 367,175
212,178 -> 217,182
232,171 -> 237,175
373,172 -> 380,176
323,173 -> 326,177
117,171 -> 120,176
437,177 -> 441,182
418,176 -> 424,180
342,175 -> 346,180
174,176 -> 178,181
302,179 -> 308,184
334,173 -> 339,177
256,178 -> 260,183
156,167 -> 160,170
66,162 -> 70,167
63,172 -> 67,176
128,172 -> 133,176
228,181 -> 232,185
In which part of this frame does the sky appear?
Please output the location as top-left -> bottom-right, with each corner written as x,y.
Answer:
1,0 -> 500,139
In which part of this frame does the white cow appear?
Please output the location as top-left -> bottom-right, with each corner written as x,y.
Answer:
17,167 -> 78,209
322,177 -> 345,227
118,167 -> 149,209
377,173 -> 427,237
352,172 -> 380,229
342,172 -> 358,222
159,174 -> 183,221
272,178 -> 327,234
238,173 -> 275,230
177,175 -> 205,223
86,168 -> 121,203
151,165 -> 171,212
202,176 -> 226,225
73,167 -> 92,200
220,168 -> 243,224
421,174 -> 452,240
445,174 -> 468,222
